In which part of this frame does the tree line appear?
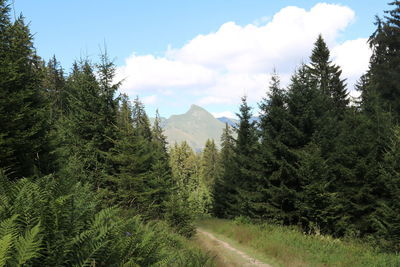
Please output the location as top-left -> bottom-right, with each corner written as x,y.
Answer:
212,1 -> 400,252
1,0 -> 399,265
0,0 -> 213,265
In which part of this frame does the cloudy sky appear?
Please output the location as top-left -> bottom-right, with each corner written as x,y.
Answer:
16,0 -> 388,118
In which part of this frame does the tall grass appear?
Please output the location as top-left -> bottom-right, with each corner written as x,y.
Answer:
197,218 -> 400,267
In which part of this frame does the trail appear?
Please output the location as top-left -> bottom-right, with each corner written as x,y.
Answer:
196,228 -> 272,267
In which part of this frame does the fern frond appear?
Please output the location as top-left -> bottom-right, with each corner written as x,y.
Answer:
0,234 -> 14,267
15,223 -> 42,266
0,215 -> 19,237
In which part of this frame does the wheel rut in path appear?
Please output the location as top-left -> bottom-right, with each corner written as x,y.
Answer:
196,228 -> 272,267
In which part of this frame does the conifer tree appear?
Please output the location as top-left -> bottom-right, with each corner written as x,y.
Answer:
0,3 -> 50,179
107,95 -> 157,214
132,96 -> 152,141
233,96 -> 262,218
58,57 -> 118,188
200,139 -> 220,190
308,35 -> 348,115
365,1 -> 400,120
373,126 -> 400,251
213,123 -> 237,218
150,109 -> 173,218
169,142 -> 212,215
258,73 -> 299,222
42,55 -> 66,123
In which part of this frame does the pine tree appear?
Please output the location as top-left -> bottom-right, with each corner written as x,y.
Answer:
0,3 -> 50,179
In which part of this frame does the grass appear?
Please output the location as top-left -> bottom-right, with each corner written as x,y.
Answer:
196,218 -> 400,267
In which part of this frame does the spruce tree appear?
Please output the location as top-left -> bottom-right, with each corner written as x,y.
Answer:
373,126 -> 400,251
308,35 -> 348,115
107,95 -> 156,214
258,73 -> 299,222
233,96 -> 262,218
132,96 -> 152,141
58,57 -> 118,188
366,1 -> 400,120
169,141 -> 212,216
42,55 -> 66,124
213,123 -> 237,218
149,109 -> 173,218
200,139 -> 220,190
0,3 -> 50,179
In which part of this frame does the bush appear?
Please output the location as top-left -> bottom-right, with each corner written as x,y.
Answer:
233,215 -> 252,225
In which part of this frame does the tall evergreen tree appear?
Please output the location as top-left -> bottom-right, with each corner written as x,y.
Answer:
150,109 -> 173,218
132,96 -> 152,141
258,73 -> 299,222
0,3 -> 50,179
42,55 -> 66,123
169,141 -> 212,215
308,35 -> 348,115
233,96 -> 262,218
365,1 -> 400,120
107,95 -> 158,215
373,126 -> 400,251
58,57 -> 118,188
200,139 -> 220,190
213,123 -> 237,218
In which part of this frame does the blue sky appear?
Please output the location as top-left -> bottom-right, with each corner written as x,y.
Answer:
14,0 -> 389,118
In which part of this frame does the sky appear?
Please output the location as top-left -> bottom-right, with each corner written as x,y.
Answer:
14,0 -> 389,119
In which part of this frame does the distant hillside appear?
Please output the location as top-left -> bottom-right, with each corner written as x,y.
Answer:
217,117 -> 239,127
153,105 -> 226,151
217,116 -> 259,127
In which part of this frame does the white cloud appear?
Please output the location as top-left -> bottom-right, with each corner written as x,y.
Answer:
116,54 -> 215,93
142,95 -> 158,105
211,111 -> 237,119
331,38 -> 372,92
117,3 -> 368,107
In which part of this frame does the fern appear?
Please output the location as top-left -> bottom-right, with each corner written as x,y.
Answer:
14,223 -> 42,266
0,215 -> 19,238
0,234 -> 13,267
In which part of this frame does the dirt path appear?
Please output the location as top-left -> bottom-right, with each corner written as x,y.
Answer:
196,228 -> 272,267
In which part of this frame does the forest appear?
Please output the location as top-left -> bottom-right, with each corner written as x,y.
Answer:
0,0 -> 400,265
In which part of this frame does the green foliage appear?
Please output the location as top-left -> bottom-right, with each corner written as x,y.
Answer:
106,96 -> 172,219
198,218 -> 400,267
233,96 -> 262,218
0,1 -> 51,179
365,1 -> 400,120
169,141 -> 212,217
200,139 -> 220,190
0,170 -> 212,266
212,28 -> 400,252
165,194 -> 196,238
212,123 -> 237,218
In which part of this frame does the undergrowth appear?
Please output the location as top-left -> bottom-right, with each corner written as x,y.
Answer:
197,218 -> 400,267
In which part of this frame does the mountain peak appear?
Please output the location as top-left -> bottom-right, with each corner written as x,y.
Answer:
188,104 -> 207,113
163,104 -> 225,150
